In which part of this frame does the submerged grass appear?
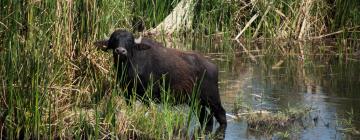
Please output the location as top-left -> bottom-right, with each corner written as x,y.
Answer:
246,106 -> 312,132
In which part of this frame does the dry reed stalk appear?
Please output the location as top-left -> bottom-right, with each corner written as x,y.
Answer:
298,42 -> 305,60
295,8 -> 303,38
274,9 -> 291,39
310,26 -> 360,39
235,13 -> 259,40
298,0 -> 313,40
236,39 -> 257,62
253,6 -> 270,38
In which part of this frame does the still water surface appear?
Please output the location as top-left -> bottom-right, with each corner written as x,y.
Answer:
186,40 -> 360,139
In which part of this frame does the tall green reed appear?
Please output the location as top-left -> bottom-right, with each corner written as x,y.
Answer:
0,0 -> 131,139
1,0 -> 359,139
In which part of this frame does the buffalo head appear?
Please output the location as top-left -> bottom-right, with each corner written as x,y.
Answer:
94,29 -> 150,63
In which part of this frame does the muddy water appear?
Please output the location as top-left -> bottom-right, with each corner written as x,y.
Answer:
188,41 -> 360,139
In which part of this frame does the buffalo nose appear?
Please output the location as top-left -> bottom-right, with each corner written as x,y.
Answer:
115,47 -> 127,55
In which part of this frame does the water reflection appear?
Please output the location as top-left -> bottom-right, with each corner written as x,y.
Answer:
166,37 -> 360,139
206,49 -> 360,139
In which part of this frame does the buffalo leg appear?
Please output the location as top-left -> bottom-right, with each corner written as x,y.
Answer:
199,105 -> 214,133
210,103 -> 227,133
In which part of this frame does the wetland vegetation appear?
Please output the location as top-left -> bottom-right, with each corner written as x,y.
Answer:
0,0 -> 359,139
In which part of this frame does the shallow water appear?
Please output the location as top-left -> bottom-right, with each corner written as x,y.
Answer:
190,41 -> 360,139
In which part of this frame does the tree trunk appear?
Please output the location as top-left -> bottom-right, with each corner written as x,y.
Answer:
148,0 -> 196,35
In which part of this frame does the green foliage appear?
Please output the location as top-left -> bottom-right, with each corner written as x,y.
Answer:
0,0 -> 196,139
192,0 -> 237,35
0,0 -> 359,139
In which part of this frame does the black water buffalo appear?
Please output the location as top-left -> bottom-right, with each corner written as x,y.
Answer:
94,29 -> 227,133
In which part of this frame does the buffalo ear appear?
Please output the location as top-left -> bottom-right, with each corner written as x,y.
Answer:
134,36 -> 151,50
93,39 -> 109,51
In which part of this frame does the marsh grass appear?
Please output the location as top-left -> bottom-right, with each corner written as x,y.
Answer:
231,91 -> 314,138
245,106 -> 312,133
337,109 -> 360,136
0,0 -> 208,139
0,0 -> 359,139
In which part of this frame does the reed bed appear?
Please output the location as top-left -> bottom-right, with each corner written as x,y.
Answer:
0,0 -> 359,139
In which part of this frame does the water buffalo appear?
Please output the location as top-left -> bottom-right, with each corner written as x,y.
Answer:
94,29 -> 227,133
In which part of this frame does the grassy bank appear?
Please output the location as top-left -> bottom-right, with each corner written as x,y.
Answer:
0,0 -> 359,139
0,1 -> 193,139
